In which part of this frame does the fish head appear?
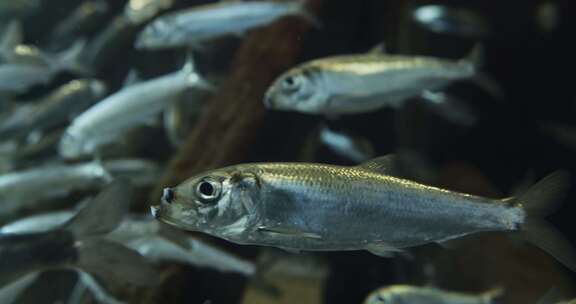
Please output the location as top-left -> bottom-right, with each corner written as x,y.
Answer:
264,67 -> 328,114
153,166 -> 260,238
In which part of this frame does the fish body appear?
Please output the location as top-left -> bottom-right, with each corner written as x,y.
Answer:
59,62 -> 207,159
364,285 -> 502,304
0,79 -> 107,141
135,0 -> 316,50
152,156 -> 576,272
264,53 -> 476,115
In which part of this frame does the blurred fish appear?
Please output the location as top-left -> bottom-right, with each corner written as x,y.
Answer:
152,155 -> 576,272
0,180 -> 159,302
412,5 -> 490,38
103,158 -> 161,187
59,57 -> 210,159
0,160 -> 111,222
125,0 -> 174,25
0,79 -> 107,141
48,0 -> 109,50
264,46 -> 479,115
0,272 -> 39,304
318,125 -> 375,163
135,0 -> 319,50
0,0 -> 41,20
2,212 -> 256,277
364,285 -> 503,304
417,90 -> 478,126
0,40 -> 88,93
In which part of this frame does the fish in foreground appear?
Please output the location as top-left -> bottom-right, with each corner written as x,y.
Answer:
264,47 -> 478,115
58,57 -> 210,159
364,285 -> 503,304
0,79 -> 107,141
135,0 -> 319,50
0,180 -> 159,303
152,155 -> 576,272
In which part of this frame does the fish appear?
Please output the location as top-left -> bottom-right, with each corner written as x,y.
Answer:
263,46 -> 479,115
48,0 -> 110,50
163,89 -> 209,147
135,0 -> 319,50
0,180 -> 159,302
124,0 -> 174,25
58,57 -> 210,159
2,211 -> 256,277
0,79 -> 107,141
412,5 -> 491,38
364,285 -> 503,304
151,155 -> 576,272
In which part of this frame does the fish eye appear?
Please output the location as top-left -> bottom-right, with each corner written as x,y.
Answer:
281,74 -> 304,92
195,178 -> 222,203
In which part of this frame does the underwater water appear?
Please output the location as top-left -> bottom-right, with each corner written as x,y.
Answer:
1,0 -> 576,303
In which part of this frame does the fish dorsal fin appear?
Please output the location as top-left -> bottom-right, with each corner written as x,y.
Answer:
356,154 -> 399,176
122,69 -> 142,88
367,42 -> 387,54
61,178 -> 132,237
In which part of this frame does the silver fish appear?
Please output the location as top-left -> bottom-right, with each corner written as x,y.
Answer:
412,5 -> 490,38
135,0 -> 318,50
152,155 -> 576,272
124,0 -> 174,25
0,161 -> 110,222
0,79 -> 107,141
264,48 -> 478,115
0,180 -> 159,301
58,58 -> 210,159
318,125 -> 375,163
2,211 -> 256,277
364,285 -> 503,304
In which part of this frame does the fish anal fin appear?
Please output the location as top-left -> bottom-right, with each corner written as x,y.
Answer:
365,243 -> 403,258
257,226 -> 321,240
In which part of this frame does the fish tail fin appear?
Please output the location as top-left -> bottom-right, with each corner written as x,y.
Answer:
516,171 -> 576,272
292,0 -> 322,28
54,39 -> 92,75
75,238 -> 160,287
181,52 -> 213,90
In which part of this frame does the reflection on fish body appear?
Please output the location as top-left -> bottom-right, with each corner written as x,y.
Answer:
364,285 -> 502,304
135,0 -> 318,50
152,156 -> 576,272
59,58 -> 209,159
0,79 -> 107,141
264,50 -> 477,115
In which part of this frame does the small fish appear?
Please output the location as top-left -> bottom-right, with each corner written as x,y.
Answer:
124,0 -> 174,25
135,0 -> 318,50
152,155 -> 576,272
48,0 -> 109,50
0,79 -> 107,141
264,47 -> 478,115
417,90 -> 478,126
2,211 -> 256,277
364,285 -> 503,304
0,180 -> 159,302
59,57 -> 210,159
0,160 -> 111,222
412,5 -> 490,38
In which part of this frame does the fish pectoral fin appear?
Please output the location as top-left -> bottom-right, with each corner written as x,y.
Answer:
257,226 -> 321,239
365,243 -> 406,258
